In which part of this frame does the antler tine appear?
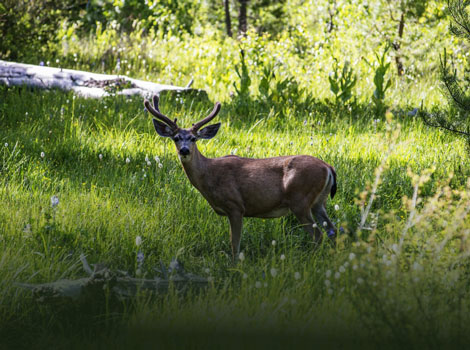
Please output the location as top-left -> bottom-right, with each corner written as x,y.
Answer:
192,102 -> 222,131
152,95 -> 161,112
144,95 -> 177,129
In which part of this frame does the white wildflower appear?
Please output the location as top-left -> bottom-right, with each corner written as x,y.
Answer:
135,236 -> 142,246
147,161 -> 152,166
50,195 -> 59,208
312,223 -> 318,228
4,143 -> 8,147
270,268 -> 278,277
324,279 -> 331,287
238,252 -> 245,261
280,254 -> 286,261
271,240 -> 276,246
294,272 -> 301,280
325,270 -> 332,278
352,264 -> 358,270
339,266 -> 345,273
158,163 -> 163,168
323,221 -> 327,227
40,151 -> 45,158
154,155 -> 160,162
99,154 -> 103,160
126,157 -> 130,164
349,253 -> 356,261
334,272 -> 340,279
334,204 -> 340,211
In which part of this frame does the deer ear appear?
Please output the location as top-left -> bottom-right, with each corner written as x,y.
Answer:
197,123 -> 221,139
152,119 -> 174,137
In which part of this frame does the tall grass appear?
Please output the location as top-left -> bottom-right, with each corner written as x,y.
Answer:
0,84 -> 469,348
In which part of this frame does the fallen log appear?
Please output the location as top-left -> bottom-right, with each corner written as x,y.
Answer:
16,255 -> 209,302
0,60 -> 201,98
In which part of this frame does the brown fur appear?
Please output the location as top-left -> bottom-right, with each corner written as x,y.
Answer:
146,97 -> 337,259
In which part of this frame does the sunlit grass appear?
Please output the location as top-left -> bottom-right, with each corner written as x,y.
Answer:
0,84 -> 469,348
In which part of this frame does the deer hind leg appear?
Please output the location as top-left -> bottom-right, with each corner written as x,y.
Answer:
228,211 -> 243,261
290,204 -> 322,245
312,204 -> 336,241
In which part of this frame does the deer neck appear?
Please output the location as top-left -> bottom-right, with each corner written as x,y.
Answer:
180,146 -> 209,191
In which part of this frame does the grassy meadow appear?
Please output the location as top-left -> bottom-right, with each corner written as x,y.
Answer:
1,0 -> 470,348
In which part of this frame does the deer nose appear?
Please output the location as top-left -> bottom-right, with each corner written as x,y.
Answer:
180,147 -> 190,156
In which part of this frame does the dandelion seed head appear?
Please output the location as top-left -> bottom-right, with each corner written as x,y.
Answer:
135,236 -> 142,246
323,221 -> 327,227
271,240 -> 276,246
99,154 -> 103,160
334,204 -> 340,211
325,270 -> 332,278
280,254 -> 286,261
40,151 -> 45,158
294,272 -> 301,280
339,266 -> 345,273
4,143 -> 8,147
238,252 -> 245,261
334,272 -> 340,279
349,253 -> 356,261
126,157 -> 130,164
270,268 -> 278,277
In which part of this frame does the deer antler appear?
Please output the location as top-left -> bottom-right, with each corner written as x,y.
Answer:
144,95 -> 178,129
191,102 -> 221,131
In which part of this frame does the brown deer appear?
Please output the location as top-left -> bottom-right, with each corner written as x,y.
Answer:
145,96 -> 337,259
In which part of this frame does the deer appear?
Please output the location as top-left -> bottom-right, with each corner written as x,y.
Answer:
144,96 -> 337,259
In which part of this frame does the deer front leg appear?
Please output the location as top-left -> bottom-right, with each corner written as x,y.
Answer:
228,211 -> 243,260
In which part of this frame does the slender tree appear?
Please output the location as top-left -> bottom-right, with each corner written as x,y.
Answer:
238,0 -> 248,36
224,0 -> 232,37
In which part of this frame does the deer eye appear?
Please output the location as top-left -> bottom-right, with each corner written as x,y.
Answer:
189,136 -> 196,142
173,135 -> 181,142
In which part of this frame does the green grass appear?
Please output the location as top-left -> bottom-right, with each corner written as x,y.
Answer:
1,0 -> 470,346
0,84 -> 469,349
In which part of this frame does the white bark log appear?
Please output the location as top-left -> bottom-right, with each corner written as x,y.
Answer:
0,60 -> 199,98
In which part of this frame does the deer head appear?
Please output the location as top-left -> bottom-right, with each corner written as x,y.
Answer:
144,96 -> 221,162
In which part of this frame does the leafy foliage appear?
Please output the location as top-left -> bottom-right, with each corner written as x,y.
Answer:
421,0 -> 470,146
328,58 -> 357,106
364,45 -> 393,116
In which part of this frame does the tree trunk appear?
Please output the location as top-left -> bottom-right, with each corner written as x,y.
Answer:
224,0 -> 232,37
393,12 -> 405,76
238,0 -> 248,36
